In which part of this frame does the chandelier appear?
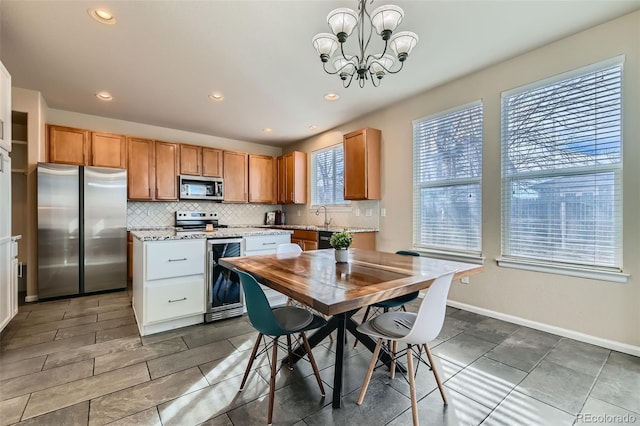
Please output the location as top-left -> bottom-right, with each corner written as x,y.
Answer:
312,0 -> 419,88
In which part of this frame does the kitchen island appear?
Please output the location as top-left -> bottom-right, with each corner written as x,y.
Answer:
131,227 -> 293,336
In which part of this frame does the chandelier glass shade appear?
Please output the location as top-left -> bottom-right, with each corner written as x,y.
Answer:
312,0 -> 418,88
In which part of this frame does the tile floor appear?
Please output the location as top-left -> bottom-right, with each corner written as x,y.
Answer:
1,289 -> 639,425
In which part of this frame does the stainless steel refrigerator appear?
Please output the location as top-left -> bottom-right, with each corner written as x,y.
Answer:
37,163 -> 127,299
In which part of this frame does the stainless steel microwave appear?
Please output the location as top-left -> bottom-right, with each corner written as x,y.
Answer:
179,175 -> 224,201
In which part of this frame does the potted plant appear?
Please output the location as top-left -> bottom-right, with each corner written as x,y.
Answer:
330,229 -> 353,263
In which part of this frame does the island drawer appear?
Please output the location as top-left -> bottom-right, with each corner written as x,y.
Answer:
244,234 -> 290,253
145,239 -> 205,281
145,277 -> 205,323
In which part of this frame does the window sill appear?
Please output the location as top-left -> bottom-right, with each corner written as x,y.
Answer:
416,249 -> 485,265
496,258 -> 629,283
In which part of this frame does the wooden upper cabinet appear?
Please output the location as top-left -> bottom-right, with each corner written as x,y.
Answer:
48,125 -> 126,168
155,141 -> 179,200
223,151 -> 248,203
179,144 -> 202,176
277,151 -> 307,204
91,131 -> 126,168
343,128 -> 381,200
202,148 -> 223,177
276,156 -> 286,204
127,137 -> 155,200
47,125 -> 89,165
248,154 -> 275,204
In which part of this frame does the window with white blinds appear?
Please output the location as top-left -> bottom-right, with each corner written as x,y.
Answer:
413,101 -> 483,254
311,143 -> 349,206
501,57 -> 623,270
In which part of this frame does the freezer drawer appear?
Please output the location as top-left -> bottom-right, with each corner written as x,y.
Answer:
145,278 -> 205,323
145,239 -> 205,281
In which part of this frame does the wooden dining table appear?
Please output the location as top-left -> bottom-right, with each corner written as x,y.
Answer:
219,248 -> 483,408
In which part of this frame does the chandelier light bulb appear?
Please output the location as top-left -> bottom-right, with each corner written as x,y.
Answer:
389,31 -> 419,62
370,5 -> 404,40
312,33 -> 340,62
327,8 -> 359,42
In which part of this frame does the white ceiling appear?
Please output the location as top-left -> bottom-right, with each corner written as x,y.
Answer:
1,1 -> 639,147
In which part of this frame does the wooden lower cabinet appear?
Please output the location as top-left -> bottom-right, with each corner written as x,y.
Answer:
350,232 -> 377,250
291,229 -> 318,251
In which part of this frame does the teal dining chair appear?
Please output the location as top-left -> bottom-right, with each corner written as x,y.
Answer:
236,269 -> 326,425
353,250 -> 421,348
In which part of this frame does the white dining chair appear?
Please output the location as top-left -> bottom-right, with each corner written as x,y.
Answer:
276,243 -> 303,255
356,270 -> 456,426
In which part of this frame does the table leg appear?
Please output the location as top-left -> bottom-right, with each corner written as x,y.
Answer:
283,309 -> 402,409
333,313 -> 346,408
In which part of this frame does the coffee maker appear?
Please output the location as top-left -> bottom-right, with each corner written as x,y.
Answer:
275,210 -> 285,225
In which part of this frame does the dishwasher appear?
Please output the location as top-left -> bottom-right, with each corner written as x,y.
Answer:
318,230 -> 334,249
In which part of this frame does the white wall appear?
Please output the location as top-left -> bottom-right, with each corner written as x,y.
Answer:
287,11 -> 640,351
47,109 -> 282,157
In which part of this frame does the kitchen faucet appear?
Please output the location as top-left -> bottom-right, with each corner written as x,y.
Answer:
315,205 -> 331,228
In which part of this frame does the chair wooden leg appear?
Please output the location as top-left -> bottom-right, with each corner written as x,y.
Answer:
390,340 -> 397,379
353,306 -> 372,348
240,333 -> 263,391
424,343 -> 447,404
357,338 -> 382,405
301,332 -> 325,396
268,336 -> 278,425
286,335 -> 293,370
406,344 -> 419,426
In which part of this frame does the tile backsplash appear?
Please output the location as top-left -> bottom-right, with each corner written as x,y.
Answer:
127,201 -> 279,228
128,200 -> 380,229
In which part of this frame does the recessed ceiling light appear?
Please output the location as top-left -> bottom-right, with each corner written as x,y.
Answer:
95,91 -> 113,101
209,92 -> 224,101
309,125 -> 319,131
324,93 -> 340,101
88,8 -> 116,25
263,128 -> 273,134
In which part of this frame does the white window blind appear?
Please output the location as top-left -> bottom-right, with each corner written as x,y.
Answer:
501,58 -> 623,270
413,101 -> 483,253
311,144 -> 349,206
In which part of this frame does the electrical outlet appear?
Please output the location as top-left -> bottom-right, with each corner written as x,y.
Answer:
297,209 -> 301,216
380,208 -> 386,217
365,209 -> 372,217
355,208 -> 360,216
460,277 -> 470,284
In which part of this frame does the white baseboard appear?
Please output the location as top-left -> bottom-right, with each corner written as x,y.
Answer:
447,300 -> 640,357
24,295 -> 38,303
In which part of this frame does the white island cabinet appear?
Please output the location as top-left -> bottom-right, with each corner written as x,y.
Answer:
132,237 -> 206,336
243,233 -> 290,308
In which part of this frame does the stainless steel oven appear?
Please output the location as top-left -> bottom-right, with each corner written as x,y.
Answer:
206,238 -> 244,322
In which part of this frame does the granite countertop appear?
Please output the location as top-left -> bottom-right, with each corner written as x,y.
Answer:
258,224 -> 379,233
131,227 -> 293,242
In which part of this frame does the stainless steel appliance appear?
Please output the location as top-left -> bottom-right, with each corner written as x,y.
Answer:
206,238 -> 244,322
179,175 -> 223,201
174,211 -> 243,322
318,230 -> 334,249
37,163 -> 127,299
